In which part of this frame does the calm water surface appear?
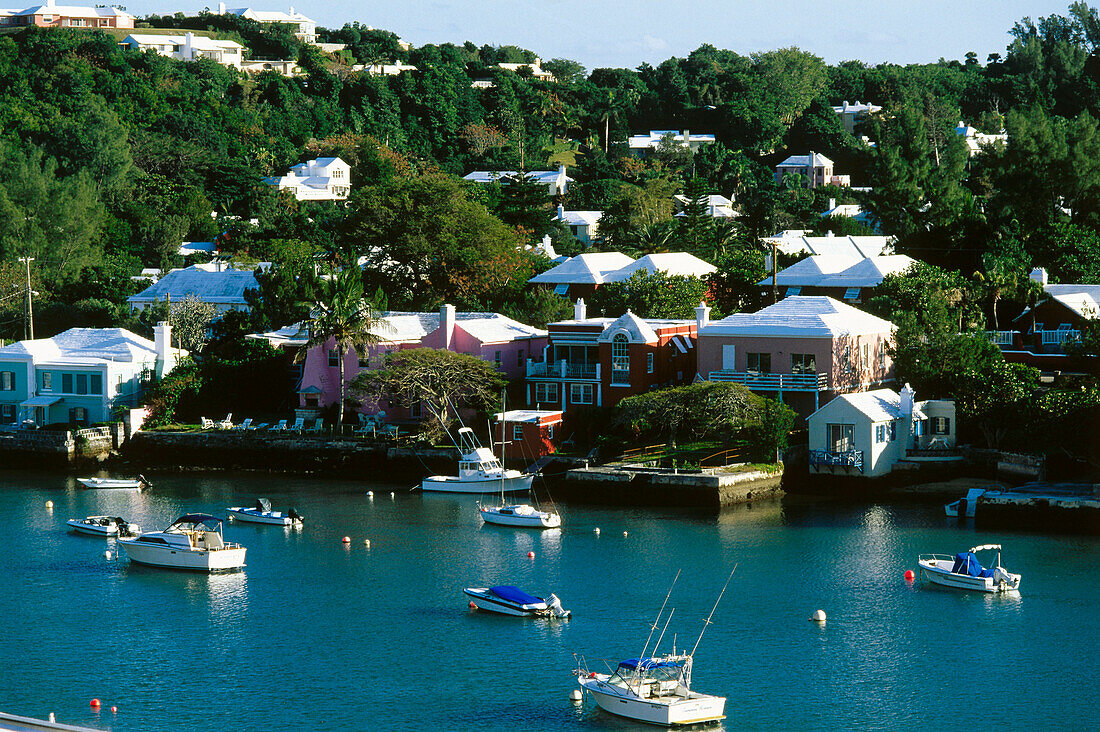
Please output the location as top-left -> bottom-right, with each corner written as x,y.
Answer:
2,470 -> 1097,731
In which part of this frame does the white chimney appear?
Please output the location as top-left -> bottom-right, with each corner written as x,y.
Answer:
440,304 -> 456,350
900,382 -> 916,447
557,203 -> 565,220
218,1 -> 226,13
694,301 -> 710,330
574,298 -> 587,321
1030,267 -> 1048,286
154,322 -> 175,379
828,197 -> 836,210
184,31 -> 194,59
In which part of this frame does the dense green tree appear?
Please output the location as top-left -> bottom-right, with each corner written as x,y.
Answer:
589,270 -> 710,319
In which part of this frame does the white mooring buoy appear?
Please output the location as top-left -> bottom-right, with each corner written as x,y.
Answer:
594,527 -> 600,535
46,500 -> 54,509
104,550 -> 112,560
569,689 -> 583,702
810,609 -> 827,622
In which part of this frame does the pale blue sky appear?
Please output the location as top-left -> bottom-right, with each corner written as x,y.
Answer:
133,1 -> 1076,70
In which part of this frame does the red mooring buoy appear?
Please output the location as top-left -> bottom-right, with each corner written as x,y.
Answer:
905,569 -> 915,580
90,699 -> 100,708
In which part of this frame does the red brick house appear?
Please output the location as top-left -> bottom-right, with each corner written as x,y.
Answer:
525,299 -> 698,412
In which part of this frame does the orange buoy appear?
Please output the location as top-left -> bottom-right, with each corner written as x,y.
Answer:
342,536 -> 351,544
90,699 -> 100,708
469,601 -> 477,610
905,570 -> 915,580
527,551 -> 535,558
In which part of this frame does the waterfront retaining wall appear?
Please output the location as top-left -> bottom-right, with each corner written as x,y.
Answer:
560,465 -> 784,507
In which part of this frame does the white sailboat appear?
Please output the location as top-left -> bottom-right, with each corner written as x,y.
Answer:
478,399 -> 561,528
575,569 -> 733,727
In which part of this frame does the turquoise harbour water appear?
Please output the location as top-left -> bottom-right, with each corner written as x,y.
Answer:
3,470 -> 1098,731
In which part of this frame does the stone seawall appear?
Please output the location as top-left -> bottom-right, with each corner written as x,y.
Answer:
559,465 -> 784,508
122,431 -> 460,479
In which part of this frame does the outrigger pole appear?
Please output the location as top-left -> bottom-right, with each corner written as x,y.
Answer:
635,569 -> 681,679
689,565 -> 737,658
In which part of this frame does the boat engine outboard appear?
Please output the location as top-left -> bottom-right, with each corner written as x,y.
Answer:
993,567 -> 1018,590
546,594 -> 571,619
288,508 -> 303,523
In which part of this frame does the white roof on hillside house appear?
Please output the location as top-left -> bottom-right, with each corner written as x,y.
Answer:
463,167 -> 572,193
595,311 -> 660,343
605,253 -> 717,282
246,322 -> 310,348
10,4 -> 132,18
777,152 -> 834,168
124,33 -> 243,52
628,130 -> 716,150
832,101 -> 882,115
760,254 -> 916,288
529,252 -> 635,285
367,311 -> 546,344
555,209 -> 602,227
0,327 -> 166,365
765,231 -> 895,258
1016,283 -> 1100,322
127,265 -> 258,308
808,387 -> 928,423
220,4 -> 313,24
700,296 -> 895,338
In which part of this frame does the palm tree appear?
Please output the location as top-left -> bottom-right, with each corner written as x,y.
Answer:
298,265 -> 391,428
974,253 -> 1022,331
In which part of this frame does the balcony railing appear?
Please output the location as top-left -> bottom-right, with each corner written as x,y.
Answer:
526,360 -> 599,380
809,449 -> 864,473
1040,329 -> 1080,345
708,371 -> 828,391
983,330 -> 1016,346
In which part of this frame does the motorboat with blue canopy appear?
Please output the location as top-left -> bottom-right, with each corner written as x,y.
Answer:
918,544 -> 1021,593
463,585 -> 570,617
227,498 -> 304,526
118,513 -> 246,572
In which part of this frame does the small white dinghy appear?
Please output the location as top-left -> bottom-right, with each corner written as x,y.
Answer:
77,475 -> 149,491
918,544 -> 1021,593
477,501 -> 561,528
66,516 -> 141,538
463,585 -> 570,618
227,498 -> 303,526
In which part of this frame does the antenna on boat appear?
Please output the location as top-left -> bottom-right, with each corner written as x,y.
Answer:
636,569 -> 681,665
689,565 -> 737,658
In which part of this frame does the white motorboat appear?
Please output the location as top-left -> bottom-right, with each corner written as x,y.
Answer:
477,502 -> 560,528
66,516 -> 140,538
575,569 -> 732,727
918,544 -> 1021,593
463,585 -> 570,618
944,487 -> 1000,517
118,514 -> 246,572
421,428 -> 532,494
77,475 -> 149,491
227,498 -> 303,526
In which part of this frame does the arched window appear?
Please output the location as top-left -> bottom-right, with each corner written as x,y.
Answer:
611,333 -> 630,382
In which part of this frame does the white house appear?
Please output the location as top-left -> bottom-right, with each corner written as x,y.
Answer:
127,264 -> 259,315
554,205 -> 602,247
265,157 -> 351,201
763,230 -> 896,258
673,193 -> 738,219
240,58 -> 300,76
604,253 -> 717,283
627,130 -> 716,157
774,151 -> 849,188
807,384 -> 956,478
497,58 -> 555,81
217,3 -> 316,43
529,251 -> 715,298
820,197 -> 877,231
831,100 -> 882,134
759,254 -> 916,302
955,121 -> 1007,157
463,166 -> 571,196
0,325 -> 181,427
122,32 -> 244,68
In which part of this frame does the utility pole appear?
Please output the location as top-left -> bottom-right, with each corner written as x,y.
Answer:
17,257 -> 34,340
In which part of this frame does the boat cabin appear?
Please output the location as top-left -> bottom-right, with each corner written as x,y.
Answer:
607,656 -> 693,698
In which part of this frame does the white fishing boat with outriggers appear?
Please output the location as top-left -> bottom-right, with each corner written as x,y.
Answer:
119,514 -> 246,572
918,544 -> 1021,593
66,515 -> 140,538
77,475 -> 149,491
421,427 -> 532,494
227,498 -> 303,526
575,569 -> 733,727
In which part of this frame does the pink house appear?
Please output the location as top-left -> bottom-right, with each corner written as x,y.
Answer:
0,1 -> 135,28
298,305 -> 547,421
696,296 -> 895,418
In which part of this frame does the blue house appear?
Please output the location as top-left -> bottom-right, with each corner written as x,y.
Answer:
0,324 -> 179,427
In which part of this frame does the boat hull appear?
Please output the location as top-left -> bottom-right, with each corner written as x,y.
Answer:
579,677 -> 726,726
77,478 -> 143,490
119,540 -> 246,572
478,504 -> 560,528
421,473 -> 533,494
918,560 -> 1020,593
463,588 -> 546,616
66,520 -> 117,537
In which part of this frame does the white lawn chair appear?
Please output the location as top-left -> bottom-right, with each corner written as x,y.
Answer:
201,417 -> 215,429
218,413 -> 234,430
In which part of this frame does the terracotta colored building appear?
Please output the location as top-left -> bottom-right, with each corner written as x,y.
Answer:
525,299 -> 697,412
0,1 -> 134,28
493,409 -> 563,460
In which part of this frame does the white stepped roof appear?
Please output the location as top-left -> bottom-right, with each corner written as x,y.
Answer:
760,254 -> 916,288
766,232 -> 895,258
0,327 -> 158,364
605,252 -> 716,282
528,252 -> 635,285
700,296 -> 894,338
367,311 -> 545,343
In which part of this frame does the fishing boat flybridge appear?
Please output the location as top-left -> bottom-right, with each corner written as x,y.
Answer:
421,427 -> 533,494
575,569 -> 733,727
118,514 -> 246,572
918,544 -> 1021,593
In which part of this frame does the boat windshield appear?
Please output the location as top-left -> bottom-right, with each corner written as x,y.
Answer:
166,514 -> 223,533
609,657 -> 688,690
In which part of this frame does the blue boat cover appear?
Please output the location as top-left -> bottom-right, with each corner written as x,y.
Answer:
619,657 -> 686,670
952,552 -> 994,578
489,585 -> 543,605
